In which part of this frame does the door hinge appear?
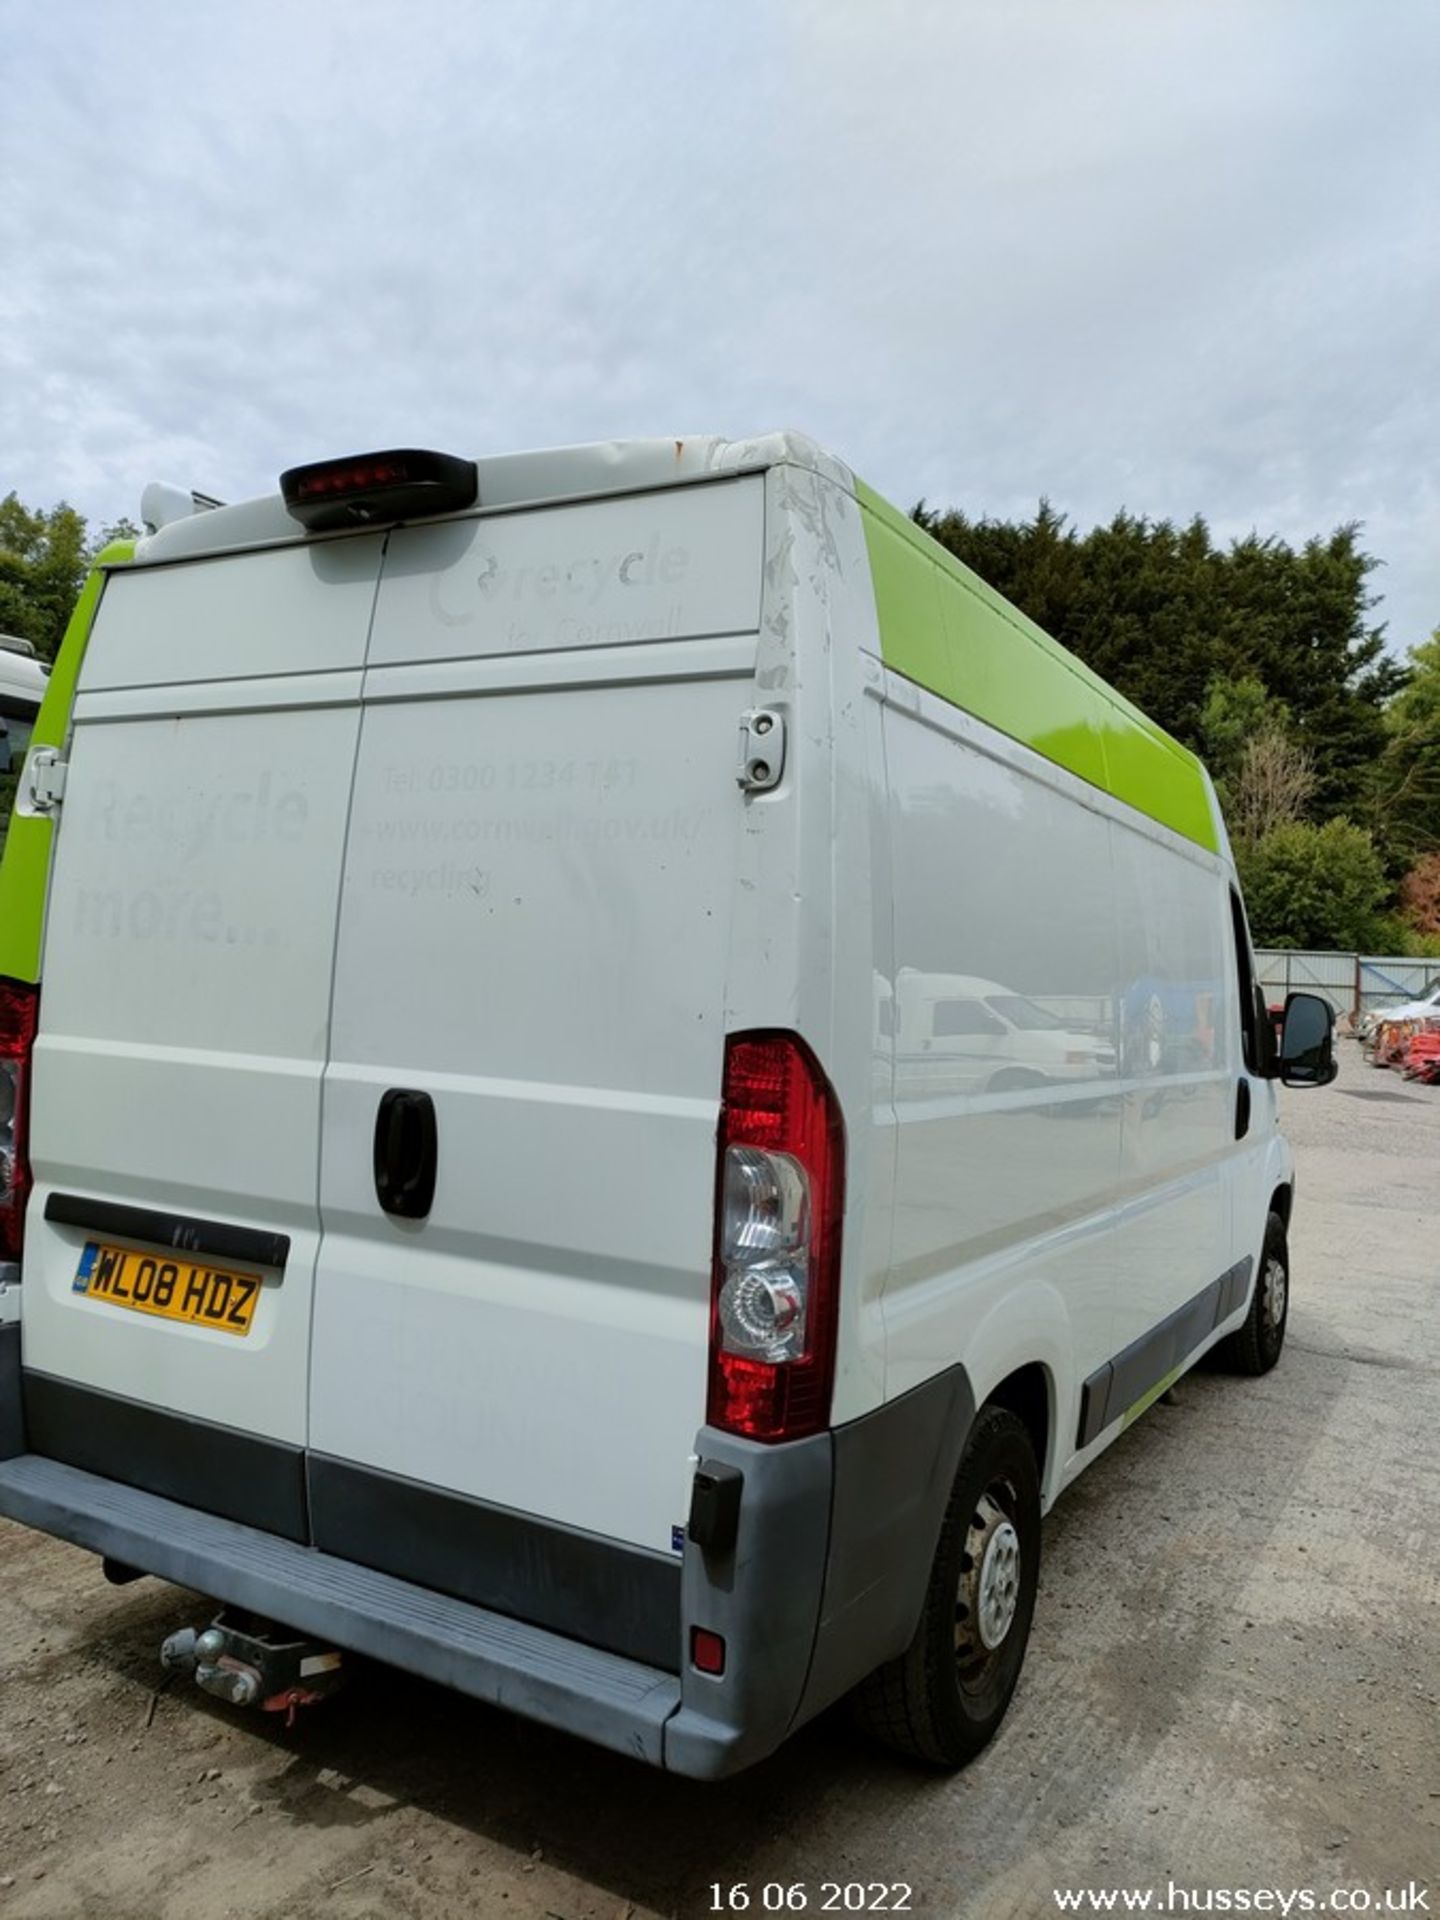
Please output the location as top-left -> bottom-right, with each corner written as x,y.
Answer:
737,709 -> 786,793
26,749 -> 67,812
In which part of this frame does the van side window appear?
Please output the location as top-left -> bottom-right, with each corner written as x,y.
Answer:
933,999 -> 1006,1038
1228,888 -> 1260,1074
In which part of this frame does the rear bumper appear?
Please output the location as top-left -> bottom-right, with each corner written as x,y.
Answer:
0,1452 -> 683,1767
0,1341 -> 976,1777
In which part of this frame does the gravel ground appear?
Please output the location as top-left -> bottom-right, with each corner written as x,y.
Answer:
1,1041 -> 1437,1919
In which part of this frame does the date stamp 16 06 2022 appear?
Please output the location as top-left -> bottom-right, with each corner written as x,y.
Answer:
708,1888 -> 914,1913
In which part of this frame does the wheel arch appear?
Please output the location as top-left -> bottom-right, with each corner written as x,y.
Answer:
1269,1181 -> 1294,1231
960,1280 -> 1074,1500
981,1362 -> 1054,1498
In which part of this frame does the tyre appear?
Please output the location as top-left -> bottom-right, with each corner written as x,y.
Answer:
852,1405 -> 1041,1768
1217,1211 -> 1289,1376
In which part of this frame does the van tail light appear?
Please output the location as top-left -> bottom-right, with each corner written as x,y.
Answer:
707,1032 -> 845,1443
0,979 -> 39,1264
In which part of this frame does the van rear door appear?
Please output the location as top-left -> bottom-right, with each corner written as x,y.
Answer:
306,480 -> 761,1635
21,539 -> 382,1536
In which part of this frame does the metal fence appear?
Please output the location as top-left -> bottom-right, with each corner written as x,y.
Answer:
1254,949 -> 1439,1023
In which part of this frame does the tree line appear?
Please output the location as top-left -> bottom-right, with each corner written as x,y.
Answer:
915,500 -> 1440,955
2,485 -> 1437,953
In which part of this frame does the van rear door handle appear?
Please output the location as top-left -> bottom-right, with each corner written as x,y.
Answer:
374,1089 -> 438,1219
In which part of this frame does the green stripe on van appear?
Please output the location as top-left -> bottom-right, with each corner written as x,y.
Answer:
0,542 -> 134,984
856,483 -> 1220,854
1121,1361 -> 1186,1430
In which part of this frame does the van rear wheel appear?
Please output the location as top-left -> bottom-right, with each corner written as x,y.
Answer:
851,1405 -> 1040,1768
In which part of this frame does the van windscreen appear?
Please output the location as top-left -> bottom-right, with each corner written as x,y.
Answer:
985,994 -> 1065,1031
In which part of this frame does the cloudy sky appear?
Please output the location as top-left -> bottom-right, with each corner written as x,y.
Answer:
4,1 -> 1436,654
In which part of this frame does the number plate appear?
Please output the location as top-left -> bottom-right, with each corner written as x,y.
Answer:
73,1241 -> 262,1338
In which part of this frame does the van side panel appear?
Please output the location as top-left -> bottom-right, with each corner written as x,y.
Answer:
1106,818 -> 1234,1370
858,490 -> 1243,1485
877,680 -> 1124,1458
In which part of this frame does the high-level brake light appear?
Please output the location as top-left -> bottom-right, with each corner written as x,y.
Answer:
0,979 -> 39,1265
280,449 -> 478,532
707,1032 -> 845,1442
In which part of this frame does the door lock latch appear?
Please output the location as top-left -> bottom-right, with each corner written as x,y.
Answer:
737,709 -> 785,793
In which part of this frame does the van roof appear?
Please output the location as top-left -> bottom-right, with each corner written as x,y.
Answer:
131,431 -> 854,566
116,428 -> 1223,858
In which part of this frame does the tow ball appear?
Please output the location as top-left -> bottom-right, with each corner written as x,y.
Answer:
160,1610 -> 345,1725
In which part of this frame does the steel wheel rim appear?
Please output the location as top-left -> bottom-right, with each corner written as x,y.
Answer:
976,1520 -> 1021,1649
1262,1254 -> 1287,1333
956,1482 -> 1023,1680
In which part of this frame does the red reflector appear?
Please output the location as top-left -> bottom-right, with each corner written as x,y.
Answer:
691,1628 -> 726,1675
707,1031 -> 845,1443
0,978 -> 40,1265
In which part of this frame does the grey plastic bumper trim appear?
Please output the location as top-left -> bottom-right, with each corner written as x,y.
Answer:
23,1370 -> 309,1542
0,1454 -> 680,1767
1075,1256 -> 1255,1447
0,1326 -> 20,1461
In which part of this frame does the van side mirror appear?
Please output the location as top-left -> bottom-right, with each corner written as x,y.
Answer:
1277,991 -> 1337,1088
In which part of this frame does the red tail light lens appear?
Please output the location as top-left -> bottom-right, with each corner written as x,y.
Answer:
707,1032 -> 845,1442
0,979 -> 39,1264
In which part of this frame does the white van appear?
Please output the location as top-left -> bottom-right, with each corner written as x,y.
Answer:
0,636 -> 47,826
889,971 -> 1116,1098
0,434 -> 1336,1776
1359,978 -> 1440,1041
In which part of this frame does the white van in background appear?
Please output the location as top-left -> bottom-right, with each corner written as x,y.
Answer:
0,634 -> 47,792
1358,978 -> 1440,1041
890,971 -> 1115,1098
0,433 -> 1336,1777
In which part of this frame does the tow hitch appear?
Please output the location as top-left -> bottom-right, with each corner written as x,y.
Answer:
160,1609 -> 345,1725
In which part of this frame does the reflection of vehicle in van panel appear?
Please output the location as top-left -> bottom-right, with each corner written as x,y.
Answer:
0,433 -> 1335,1780
894,970 -> 1116,1095
1118,978 -> 1220,1076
